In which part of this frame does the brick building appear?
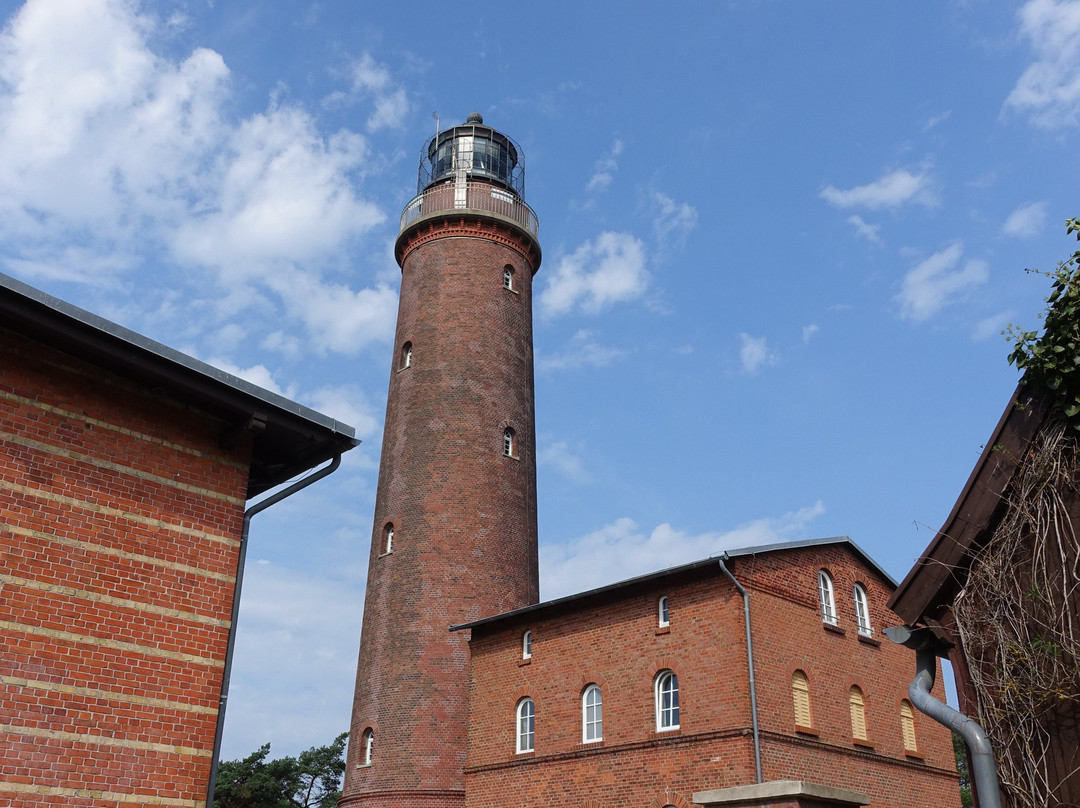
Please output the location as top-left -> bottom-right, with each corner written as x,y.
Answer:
343,116 -> 961,808
0,272 -> 357,807
456,537 -> 960,808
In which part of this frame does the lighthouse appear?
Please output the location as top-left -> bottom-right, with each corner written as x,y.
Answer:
341,113 -> 541,808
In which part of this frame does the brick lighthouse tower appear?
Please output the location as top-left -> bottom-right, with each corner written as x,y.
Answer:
341,114 -> 541,808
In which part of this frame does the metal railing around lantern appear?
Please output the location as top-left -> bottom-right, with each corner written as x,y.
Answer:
399,180 -> 539,238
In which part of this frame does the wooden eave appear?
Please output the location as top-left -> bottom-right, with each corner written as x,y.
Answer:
888,383 -> 1050,626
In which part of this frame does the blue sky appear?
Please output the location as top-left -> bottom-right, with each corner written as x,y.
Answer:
1,0 -> 1078,761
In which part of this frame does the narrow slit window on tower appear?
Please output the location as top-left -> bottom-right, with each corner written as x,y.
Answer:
503,427 -> 516,458
400,341 -> 412,369
818,570 -> 838,626
361,728 -> 373,766
503,265 -> 515,290
849,685 -> 868,742
522,630 -> 532,659
383,523 -> 394,555
792,670 -> 812,730
516,698 -> 535,753
658,595 -> 670,627
655,670 -> 679,731
853,583 -> 872,637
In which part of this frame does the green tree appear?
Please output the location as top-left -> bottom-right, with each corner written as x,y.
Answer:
953,731 -> 973,808
214,732 -> 348,808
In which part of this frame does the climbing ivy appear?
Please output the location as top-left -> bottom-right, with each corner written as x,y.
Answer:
1005,218 -> 1080,429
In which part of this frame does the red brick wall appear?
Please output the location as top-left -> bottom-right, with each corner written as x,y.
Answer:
0,328 -> 250,807
342,212 -> 541,808
463,546 -> 962,808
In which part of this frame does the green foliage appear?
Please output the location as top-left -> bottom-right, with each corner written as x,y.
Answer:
213,732 -> 348,808
1005,218 -> 1080,428
953,732 -> 974,808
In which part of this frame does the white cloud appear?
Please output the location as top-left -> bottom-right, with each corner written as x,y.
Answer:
585,139 -> 623,192
802,324 -> 819,342
206,358 -> 292,397
739,333 -> 779,374
265,271 -> 399,355
349,53 -> 409,132
820,169 -> 937,210
973,310 -> 1014,342
540,232 -> 648,318
650,191 -> 698,248
539,502 -> 825,599
1005,0 -> 1080,128
0,0 -> 392,357
1003,201 -> 1048,238
923,110 -> 952,131
537,329 -> 626,372
847,215 -> 882,244
224,560 -> 364,759
538,440 -> 592,484
306,384 -> 381,439
897,242 -> 990,323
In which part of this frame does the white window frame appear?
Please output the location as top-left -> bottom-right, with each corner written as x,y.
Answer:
384,523 -> 394,554
503,265 -> 515,290
401,341 -> 412,369
658,595 -> 670,627
853,583 -> 872,637
522,630 -> 532,660
655,670 -> 680,731
516,698 -> 535,753
818,570 -> 838,625
503,427 -> 515,457
582,684 -> 602,743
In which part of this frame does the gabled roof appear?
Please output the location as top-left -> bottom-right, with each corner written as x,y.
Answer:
888,384 -> 1048,626
452,535 -> 893,632
0,273 -> 359,498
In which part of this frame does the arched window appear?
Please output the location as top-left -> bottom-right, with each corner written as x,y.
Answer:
383,523 -> 394,554
522,630 -> 532,660
516,698 -> 535,753
400,341 -> 412,369
849,685 -> 867,741
582,684 -> 603,743
792,670 -> 812,730
503,265 -> 515,290
658,596 -> 670,627
818,570 -> 837,625
361,728 -> 373,766
900,699 -> 918,752
853,583 -> 872,637
503,427 -> 515,457
655,670 -> 680,731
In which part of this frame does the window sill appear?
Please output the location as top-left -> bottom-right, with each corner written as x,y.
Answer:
904,750 -> 925,761
857,633 -> 881,647
504,287 -> 519,295
653,726 -> 682,737
853,738 -> 874,749
378,550 -> 392,558
504,453 -> 519,461
655,626 -> 671,636
794,725 -> 818,737
518,657 -> 531,667
515,750 -> 534,758
823,622 -> 846,636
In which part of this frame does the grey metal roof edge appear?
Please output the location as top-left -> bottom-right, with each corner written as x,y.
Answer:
450,556 -> 723,632
0,272 -> 357,440
453,535 -> 898,633
724,535 -> 898,588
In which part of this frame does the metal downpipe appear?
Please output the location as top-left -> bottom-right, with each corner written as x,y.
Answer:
718,557 -> 762,784
205,451 -> 344,808
910,647 -> 1002,808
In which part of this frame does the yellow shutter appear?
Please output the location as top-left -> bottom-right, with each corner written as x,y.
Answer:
849,686 -> 867,740
900,700 -> 917,751
792,670 -> 811,728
